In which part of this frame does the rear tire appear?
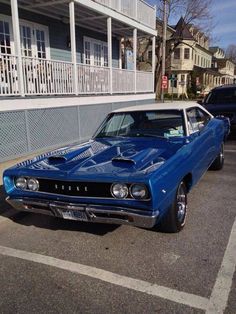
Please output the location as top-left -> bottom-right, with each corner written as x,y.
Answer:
159,181 -> 187,233
210,144 -> 224,171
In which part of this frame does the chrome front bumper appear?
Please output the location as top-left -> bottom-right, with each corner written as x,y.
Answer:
6,197 -> 159,229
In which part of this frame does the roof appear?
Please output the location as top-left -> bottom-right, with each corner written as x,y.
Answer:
172,17 -> 195,41
113,102 -> 201,113
212,84 -> 236,91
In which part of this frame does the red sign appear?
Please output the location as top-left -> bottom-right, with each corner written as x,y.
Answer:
162,75 -> 168,89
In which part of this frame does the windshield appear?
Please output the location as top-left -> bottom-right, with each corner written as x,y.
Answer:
205,88 -> 236,104
94,110 -> 185,139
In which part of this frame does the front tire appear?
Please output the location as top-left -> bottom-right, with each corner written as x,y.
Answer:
159,181 -> 187,233
210,144 -> 224,170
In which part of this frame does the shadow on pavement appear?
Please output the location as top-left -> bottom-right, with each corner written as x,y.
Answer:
15,213 -> 120,236
0,184 -> 119,235
0,185 -> 11,215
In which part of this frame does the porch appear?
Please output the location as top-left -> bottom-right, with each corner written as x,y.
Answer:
0,0 -> 157,97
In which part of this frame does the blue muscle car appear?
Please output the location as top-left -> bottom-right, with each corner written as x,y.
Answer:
3,103 -> 230,232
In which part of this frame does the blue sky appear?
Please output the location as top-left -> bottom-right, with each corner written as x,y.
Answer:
147,0 -> 236,49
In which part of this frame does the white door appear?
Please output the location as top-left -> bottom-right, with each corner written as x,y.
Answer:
0,15 -> 17,94
83,37 -> 108,67
20,21 -> 50,94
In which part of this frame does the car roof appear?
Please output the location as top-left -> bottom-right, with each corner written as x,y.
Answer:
212,84 -> 236,91
112,102 -> 202,113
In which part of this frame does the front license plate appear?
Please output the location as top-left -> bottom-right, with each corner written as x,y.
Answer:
59,209 -> 87,221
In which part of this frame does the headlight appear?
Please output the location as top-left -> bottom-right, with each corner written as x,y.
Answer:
15,177 -> 27,190
111,183 -> 128,199
130,184 -> 148,200
27,178 -> 39,191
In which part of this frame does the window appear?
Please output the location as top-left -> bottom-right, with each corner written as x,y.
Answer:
0,19 -> 11,54
20,25 -> 32,57
36,29 -> 46,59
84,41 -> 91,65
205,88 -> 236,104
93,43 -> 102,66
94,110 -> 185,139
184,48 -> 190,59
174,48 -> 180,59
148,50 -> 152,61
187,108 -> 211,134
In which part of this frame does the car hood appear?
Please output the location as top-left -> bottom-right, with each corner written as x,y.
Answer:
13,138 -> 184,179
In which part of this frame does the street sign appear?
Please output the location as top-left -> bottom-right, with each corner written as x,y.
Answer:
162,75 -> 168,89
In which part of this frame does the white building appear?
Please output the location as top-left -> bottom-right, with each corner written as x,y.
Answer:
0,0 -> 157,162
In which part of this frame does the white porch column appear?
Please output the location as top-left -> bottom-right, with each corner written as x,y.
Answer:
11,0 -> 24,97
107,17 -> 113,94
69,1 -> 78,95
133,28 -> 137,94
152,35 -> 156,92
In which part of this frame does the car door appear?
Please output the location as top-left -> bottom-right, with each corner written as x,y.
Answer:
186,107 -> 216,181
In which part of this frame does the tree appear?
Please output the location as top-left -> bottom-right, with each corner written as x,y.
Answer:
154,0 -> 213,99
225,44 -> 236,64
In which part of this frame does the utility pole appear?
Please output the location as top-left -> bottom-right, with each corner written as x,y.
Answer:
161,0 -> 168,102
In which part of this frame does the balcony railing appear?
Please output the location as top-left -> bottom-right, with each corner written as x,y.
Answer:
94,0 -> 156,29
0,54 -> 153,97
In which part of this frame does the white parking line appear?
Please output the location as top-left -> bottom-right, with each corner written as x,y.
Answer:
225,149 -> 236,153
0,244 -> 208,311
206,218 -> 236,314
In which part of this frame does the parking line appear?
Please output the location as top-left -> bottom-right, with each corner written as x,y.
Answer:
206,217 -> 236,314
225,149 -> 236,153
0,244 -> 208,311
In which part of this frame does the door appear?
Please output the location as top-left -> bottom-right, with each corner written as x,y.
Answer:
0,15 -> 18,94
83,37 -> 108,67
186,107 -> 215,181
20,20 -> 50,94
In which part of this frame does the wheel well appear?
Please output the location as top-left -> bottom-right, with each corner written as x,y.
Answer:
183,173 -> 192,193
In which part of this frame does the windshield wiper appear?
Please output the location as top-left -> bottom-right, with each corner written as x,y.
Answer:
135,133 -> 168,140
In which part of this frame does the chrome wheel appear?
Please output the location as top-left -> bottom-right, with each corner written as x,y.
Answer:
176,183 -> 187,225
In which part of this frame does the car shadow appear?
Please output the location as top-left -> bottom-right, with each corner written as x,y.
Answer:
0,185 -> 119,236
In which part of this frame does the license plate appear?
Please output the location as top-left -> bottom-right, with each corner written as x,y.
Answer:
58,209 -> 87,221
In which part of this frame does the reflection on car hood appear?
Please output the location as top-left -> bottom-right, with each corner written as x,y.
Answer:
15,138 -> 183,178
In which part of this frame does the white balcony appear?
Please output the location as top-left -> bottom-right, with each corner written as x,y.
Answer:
94,0 -> 156,29
0,54 -> 153,96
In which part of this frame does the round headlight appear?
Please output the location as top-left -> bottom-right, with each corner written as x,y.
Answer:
27,178 -> 39,191
15,177 -> 27,190
111,183 -> 128,199
130,184 -> 148,200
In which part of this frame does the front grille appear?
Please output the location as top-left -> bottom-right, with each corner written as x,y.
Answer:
38,179 -> 115,198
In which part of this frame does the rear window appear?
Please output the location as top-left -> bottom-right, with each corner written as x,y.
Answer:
205,88 -> 236,104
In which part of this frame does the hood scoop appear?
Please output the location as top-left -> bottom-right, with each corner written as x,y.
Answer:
48,155 -> 67,164
47,146 -> 91,165
112,156 -> 136,164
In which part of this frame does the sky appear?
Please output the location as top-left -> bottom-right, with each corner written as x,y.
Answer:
147,0 -> 236,49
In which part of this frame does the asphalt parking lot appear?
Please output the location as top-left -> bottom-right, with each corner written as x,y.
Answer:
0,138 -> 235,314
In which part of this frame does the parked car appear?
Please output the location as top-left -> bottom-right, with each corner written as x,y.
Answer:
200,84 -> 236,130
3,103 -> 230,233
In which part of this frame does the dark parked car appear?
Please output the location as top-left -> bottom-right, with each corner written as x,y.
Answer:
200,85 -> 236,130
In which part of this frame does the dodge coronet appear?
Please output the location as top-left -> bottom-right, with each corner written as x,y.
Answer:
3,103 -> 230,232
